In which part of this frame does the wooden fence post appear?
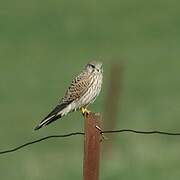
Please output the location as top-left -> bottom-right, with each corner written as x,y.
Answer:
83,112 -> 102,180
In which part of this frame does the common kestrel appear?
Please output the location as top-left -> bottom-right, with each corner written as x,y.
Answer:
34,61 -> 103,130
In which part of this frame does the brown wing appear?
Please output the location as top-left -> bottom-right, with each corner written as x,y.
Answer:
61,71 -> 93,104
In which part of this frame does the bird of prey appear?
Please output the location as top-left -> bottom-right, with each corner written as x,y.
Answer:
34,61 -> 103,130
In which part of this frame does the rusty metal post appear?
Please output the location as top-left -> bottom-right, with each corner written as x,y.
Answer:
83,112 -> 102,180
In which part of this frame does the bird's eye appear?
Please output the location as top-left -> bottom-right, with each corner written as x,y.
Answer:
88,64 -> 95,69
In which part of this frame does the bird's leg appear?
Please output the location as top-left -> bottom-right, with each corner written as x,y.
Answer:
80,106 -> 91,116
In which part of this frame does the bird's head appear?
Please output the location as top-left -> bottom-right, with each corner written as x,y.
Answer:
85,61 -> 103,74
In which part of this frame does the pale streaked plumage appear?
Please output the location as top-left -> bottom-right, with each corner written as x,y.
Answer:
34,61 -> 103,130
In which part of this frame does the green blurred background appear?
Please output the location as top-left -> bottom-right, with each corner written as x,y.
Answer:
1,0 -> 180,179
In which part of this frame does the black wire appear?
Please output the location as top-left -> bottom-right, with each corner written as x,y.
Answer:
1,129 -> 180,155
0,132 -> 84,155
102,129 -> 180,136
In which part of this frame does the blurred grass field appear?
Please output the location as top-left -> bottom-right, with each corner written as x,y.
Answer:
0,0 -> 180,179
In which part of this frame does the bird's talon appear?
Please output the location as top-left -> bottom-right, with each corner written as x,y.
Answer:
80,107 -> 91,116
